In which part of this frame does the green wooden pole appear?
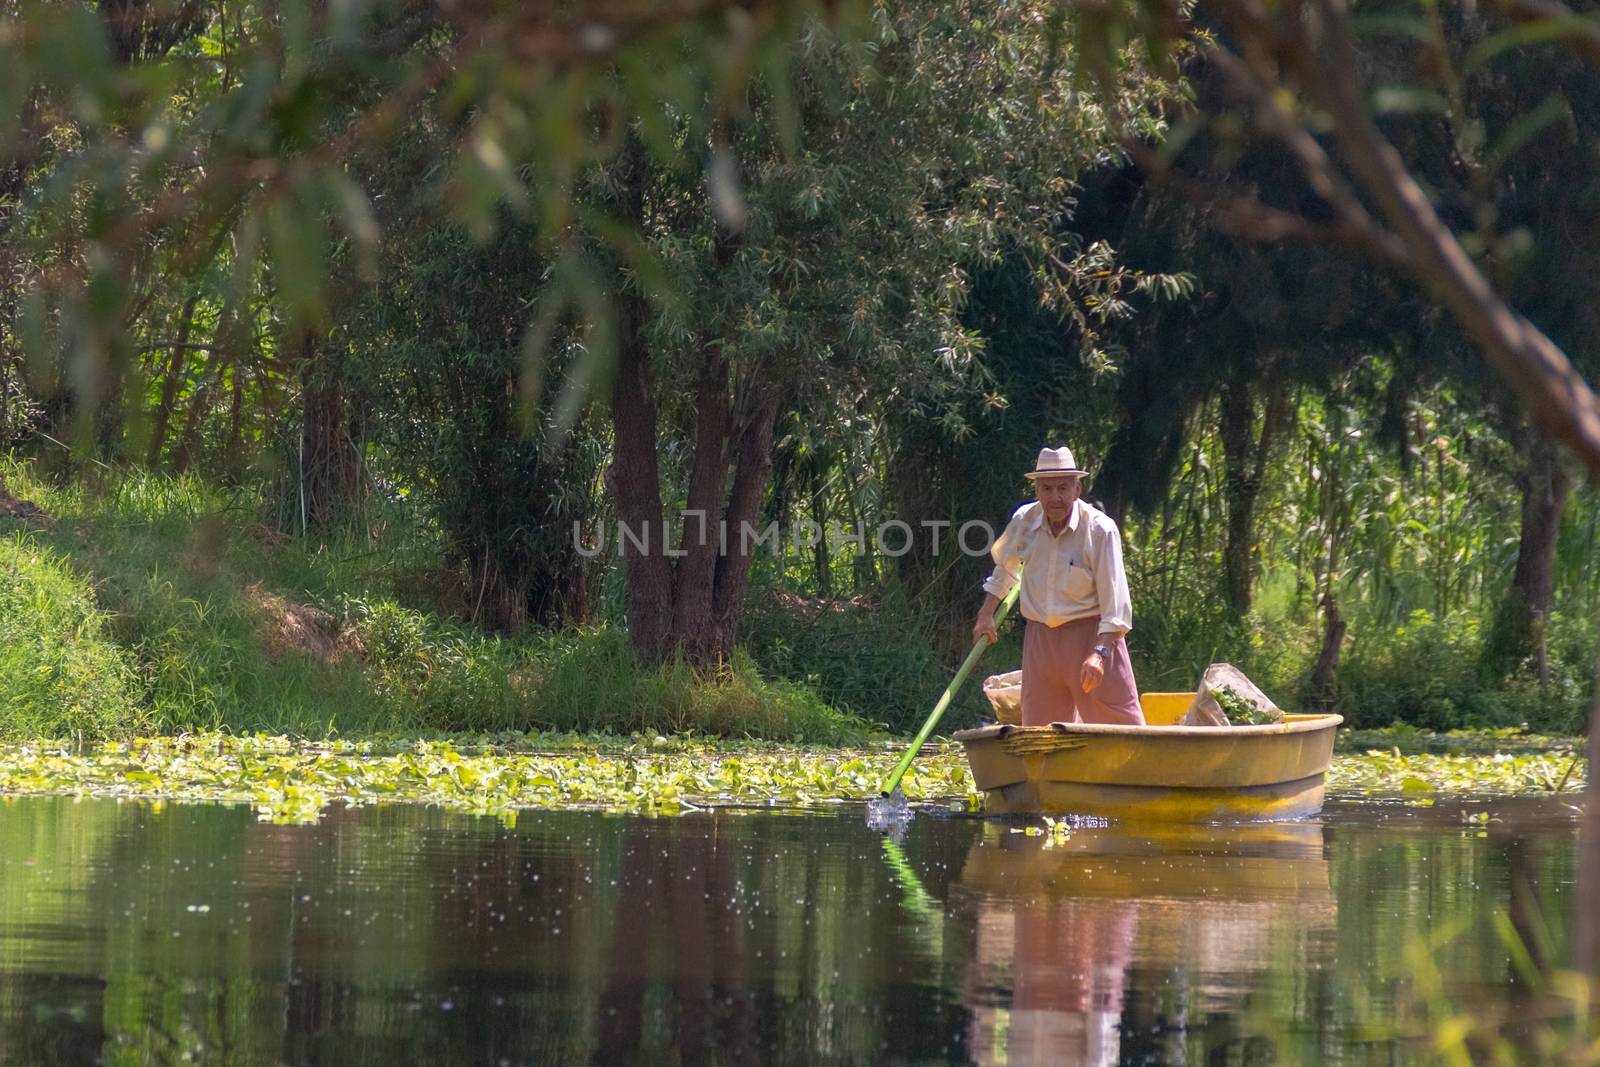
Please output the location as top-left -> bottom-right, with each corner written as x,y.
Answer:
878,576 -> 1022,798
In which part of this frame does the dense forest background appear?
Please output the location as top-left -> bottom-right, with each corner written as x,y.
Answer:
1,0 -> 1597,740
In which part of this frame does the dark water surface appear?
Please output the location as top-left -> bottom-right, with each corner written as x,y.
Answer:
0,794 -> 1578,1065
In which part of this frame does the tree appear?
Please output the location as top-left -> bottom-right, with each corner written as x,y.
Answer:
1075,0 -> 1600,979
583,0 -> 1180,663
1,1 -> 842,443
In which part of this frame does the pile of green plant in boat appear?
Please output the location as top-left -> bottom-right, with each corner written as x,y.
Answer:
1212,685 -> 1283,725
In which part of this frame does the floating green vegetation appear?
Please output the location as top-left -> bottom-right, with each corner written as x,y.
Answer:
1336,723 -> 1583,756
0,734 -> 978,824
0,733 -> 1583,824
1329,747 -> 1586,800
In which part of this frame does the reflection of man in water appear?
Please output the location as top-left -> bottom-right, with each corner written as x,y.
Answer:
1007,902 -> 1135,1065
966,875 -> 1136,1067
960,821 -> 1337,1066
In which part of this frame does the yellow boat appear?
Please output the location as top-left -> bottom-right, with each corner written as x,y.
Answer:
951,692 -> 1342,821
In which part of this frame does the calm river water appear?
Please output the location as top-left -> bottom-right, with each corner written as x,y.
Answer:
0,794 -> 1579,1065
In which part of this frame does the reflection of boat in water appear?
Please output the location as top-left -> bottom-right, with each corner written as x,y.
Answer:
959,819 -> 1335,906
955,820 -> 1336,1067
952,693 -> 1343,821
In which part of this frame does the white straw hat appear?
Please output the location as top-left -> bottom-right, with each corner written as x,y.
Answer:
1023,445 -> 1088,479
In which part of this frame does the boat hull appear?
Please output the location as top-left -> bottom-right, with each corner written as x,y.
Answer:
979,773 -> 1328,821
953,710 -> 1342,822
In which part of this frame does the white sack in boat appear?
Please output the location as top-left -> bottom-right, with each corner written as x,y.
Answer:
1181,663 -> 1284,726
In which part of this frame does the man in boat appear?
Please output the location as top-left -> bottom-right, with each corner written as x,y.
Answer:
972,446 -> 1144,727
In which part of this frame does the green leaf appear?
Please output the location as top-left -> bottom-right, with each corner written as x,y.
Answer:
468,127 -> 530,216
1350,14 -> 1433,41
1465,15 -> 1600,73
617,52 -> 687,171
0,44 -> 26,148
322,168 -> 381,280
759,46 -> 801,161
1154,115 -> 1205,166
1370,85 -> 1450,116
47,6 -> 114,111
580,208 -> 683,317
265,184 -> 330,329
1487,93 -> 1574,169
278,0 -> 313,81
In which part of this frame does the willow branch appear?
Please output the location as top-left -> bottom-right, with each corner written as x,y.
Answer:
1285,0 -> 1600,477
1126,138 -> 1407,265
1202,43 -> 1403,258
1493,0 -> 1600,66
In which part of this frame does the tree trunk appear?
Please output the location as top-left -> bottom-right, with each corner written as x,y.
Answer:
1580,634 -> 1600,979
298,332 -> 364,532
1508,437 -> 1572,683
609,339 -> 782,665
171,371 -> 212,475
705,390 -> 781,656
222,358 -> 246,482
602,138 -> 777,668
809,460 -> 831,598
1305,591 -> 1345,710
1219,376 -> 1286,621
602,136 -> 676,663
669,351 -> 732,661
1219,380 -> 1254,619
147,293 -> 201,467
608,285 -> 675,664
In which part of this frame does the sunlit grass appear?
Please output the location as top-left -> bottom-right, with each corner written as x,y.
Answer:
0,460 -> 869,743
0,533 -> 146,738
521,626 -> 865,742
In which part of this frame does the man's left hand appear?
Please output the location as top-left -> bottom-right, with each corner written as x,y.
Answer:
1080,651 -> 1105,693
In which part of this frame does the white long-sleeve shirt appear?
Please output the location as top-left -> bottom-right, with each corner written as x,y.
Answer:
982,498 -> 1133,636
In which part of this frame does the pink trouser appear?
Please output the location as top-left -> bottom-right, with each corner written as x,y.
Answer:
1021,617 -> 1144,726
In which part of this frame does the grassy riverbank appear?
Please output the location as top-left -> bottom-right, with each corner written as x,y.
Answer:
0,463 -> 868,743
0,730 -> 1583,824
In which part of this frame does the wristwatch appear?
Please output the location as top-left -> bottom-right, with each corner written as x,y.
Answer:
1092,644 -> 1111,659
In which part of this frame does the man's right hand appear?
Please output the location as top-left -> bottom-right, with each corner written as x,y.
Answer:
972,611 -> 998,644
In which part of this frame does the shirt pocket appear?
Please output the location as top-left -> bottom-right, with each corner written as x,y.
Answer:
1064,561 -> 1095,600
